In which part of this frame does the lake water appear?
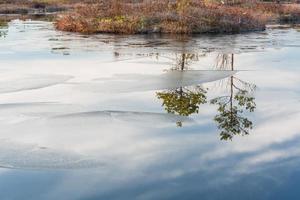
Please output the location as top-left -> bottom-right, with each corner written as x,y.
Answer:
1,20 -> 300,200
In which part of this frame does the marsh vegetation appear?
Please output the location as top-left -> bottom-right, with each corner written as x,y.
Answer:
1,0 -> 300,34
55,0 -> 300,34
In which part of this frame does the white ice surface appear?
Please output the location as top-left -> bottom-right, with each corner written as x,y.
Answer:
78,70 -> 236,93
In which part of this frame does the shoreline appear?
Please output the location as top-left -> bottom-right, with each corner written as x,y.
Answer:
1,1 -> 300,35
54,1 -> 300,35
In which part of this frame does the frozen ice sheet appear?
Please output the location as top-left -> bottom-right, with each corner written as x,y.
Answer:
0,74 -> 72,93
78,70 -> 236,93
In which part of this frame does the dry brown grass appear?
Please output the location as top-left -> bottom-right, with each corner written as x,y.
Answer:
55,0 -> 270,34
0,0 -> 73,14
241,2 -> 300,22
2,0 -> 300,34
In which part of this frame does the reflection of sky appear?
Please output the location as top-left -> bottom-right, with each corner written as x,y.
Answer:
0,20 -> 300,199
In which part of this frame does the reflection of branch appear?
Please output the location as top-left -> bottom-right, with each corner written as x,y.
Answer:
212,96 -> 232,106
233,77 -> 256,92
172,53 -> 204,71
232,83 -> 242,91
211,80 -> 256,140
215,54 -> 234,70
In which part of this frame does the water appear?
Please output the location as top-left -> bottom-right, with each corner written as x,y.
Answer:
0,19 -> 300,199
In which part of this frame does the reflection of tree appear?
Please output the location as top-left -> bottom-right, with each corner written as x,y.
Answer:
0,29 -> 7,38
172,53 -> 202,71
111,50 -> 256,140
0,20 -> 8,38
157,86 -> 206,127
215,53 -> 234,70
211,54 -> 256,140
157,53 -> 207,126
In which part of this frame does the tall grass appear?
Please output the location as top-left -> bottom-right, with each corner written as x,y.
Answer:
2,0 -> 299,34
55,0 -> 270,34
0,0 -> 73,14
